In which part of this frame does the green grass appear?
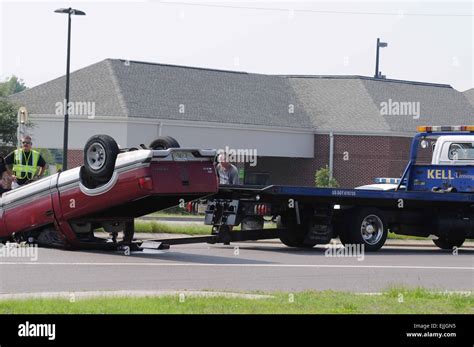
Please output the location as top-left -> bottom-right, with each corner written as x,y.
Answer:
134,221 -> 213,235
150,212 -> 200,218
134,221 -> 430,242
387,232 -> 428,241
134,221 -> 276,235
0,288 -> 471,314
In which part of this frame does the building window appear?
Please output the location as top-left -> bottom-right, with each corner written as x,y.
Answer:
244,172 -> 270,186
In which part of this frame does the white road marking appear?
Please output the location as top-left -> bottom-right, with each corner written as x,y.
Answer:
0,262 -> 472,270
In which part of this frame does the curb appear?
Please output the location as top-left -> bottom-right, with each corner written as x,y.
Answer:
0,290 -> 274,301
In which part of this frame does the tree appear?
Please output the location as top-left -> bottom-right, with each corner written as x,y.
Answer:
315,165 -> 339,188
0,76 -> 27,97
0,76 -> 30,151
0,99 -> 19,147
37,148 -> 56,175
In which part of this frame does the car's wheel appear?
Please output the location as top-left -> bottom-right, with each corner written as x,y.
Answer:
277,215 -> 317,248
241,216 -> 264,231
149,136 -> 180,150
433,237 -> 465,250
346,208 -> 388,252
83,135 -> 119,182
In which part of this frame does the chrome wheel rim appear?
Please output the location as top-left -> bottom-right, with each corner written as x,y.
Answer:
86,143 -> 106,171
360,214 -> 384,245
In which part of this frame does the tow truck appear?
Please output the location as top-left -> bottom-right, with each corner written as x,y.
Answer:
201,125 -> 474,252
1,126 -> 473,252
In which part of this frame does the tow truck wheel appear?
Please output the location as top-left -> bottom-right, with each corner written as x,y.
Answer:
276,215 -> 317,248
334,219 -> 352,246
433,237 -> 465,250
83,135 -> 119,181
347,208 -> 388,252
149,136 -> 180,150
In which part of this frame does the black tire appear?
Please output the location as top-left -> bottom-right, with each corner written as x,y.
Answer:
83,135 -> 119,181
241,216 -> 264,231
433,237 -> 465,250
333,218 -> 352,246
277,215 -> 317,248
149,136 -> 180,150
79,166 -> 111,189
346,208 -> 388,252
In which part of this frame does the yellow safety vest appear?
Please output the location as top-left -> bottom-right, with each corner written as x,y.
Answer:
12,149 -> 40,180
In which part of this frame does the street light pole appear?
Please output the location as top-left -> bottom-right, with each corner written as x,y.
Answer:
375,38 -> 380,78
64,9 -> 71,171
17,106 -> 28,148
374,37 -> 388,79
55,7 -> 85,171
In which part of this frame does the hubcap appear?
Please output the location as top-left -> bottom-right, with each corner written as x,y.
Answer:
86,143 -> 106,171
360,215 -> 384,245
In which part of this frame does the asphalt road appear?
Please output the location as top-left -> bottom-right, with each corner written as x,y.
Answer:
0,241 -> 473,294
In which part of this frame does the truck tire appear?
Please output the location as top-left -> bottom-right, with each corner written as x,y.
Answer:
80,166 -> 103,189
83,135 -> 119,182
277,215 -> 317,248
433,237 -> 465,250
241,216 -> 264,231
333,218 -> 352,246
346,208 -> 388,252
149,136 -> 180,150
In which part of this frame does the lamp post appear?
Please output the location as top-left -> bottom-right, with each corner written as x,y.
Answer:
54,7 -> 86,171
374,38 -> 388,79
17,106 -> 28,147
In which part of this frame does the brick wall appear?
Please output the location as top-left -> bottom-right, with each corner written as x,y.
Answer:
333,135 -> 412,187
245,134 -> 421,188
67,150 -> 84,169
244,134 -> 330,186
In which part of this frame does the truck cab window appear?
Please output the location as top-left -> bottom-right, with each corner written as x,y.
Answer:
448,142 -> 474,160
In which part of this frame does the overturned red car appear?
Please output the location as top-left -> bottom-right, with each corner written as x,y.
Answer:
0,135 -> 218,249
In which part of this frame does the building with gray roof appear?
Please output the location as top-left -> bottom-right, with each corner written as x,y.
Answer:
9,58 -> 474,187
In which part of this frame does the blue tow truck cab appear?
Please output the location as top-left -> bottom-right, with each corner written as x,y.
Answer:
205,126 -> 474,252
404,128 -> 474,193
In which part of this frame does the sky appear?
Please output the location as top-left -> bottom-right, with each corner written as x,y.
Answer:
0,0 -> 473,91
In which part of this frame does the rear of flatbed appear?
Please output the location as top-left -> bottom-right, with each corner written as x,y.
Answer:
196,128 -> 474,251
196,183 -> 474,252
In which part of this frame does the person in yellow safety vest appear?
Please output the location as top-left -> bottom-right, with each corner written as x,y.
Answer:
5,135 -> 46,187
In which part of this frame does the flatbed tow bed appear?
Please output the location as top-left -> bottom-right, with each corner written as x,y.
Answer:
140,126 -> 474,252
137,182 -> 474,252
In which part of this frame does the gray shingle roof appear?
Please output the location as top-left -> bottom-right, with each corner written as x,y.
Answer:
288,75 -> 474,134
109,59 -> 312,128
9,60 -> 127,117
464,88 -> 474,108
288,77 -> 387,133
362,78 -> 474,133
9,58 -> 474,134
